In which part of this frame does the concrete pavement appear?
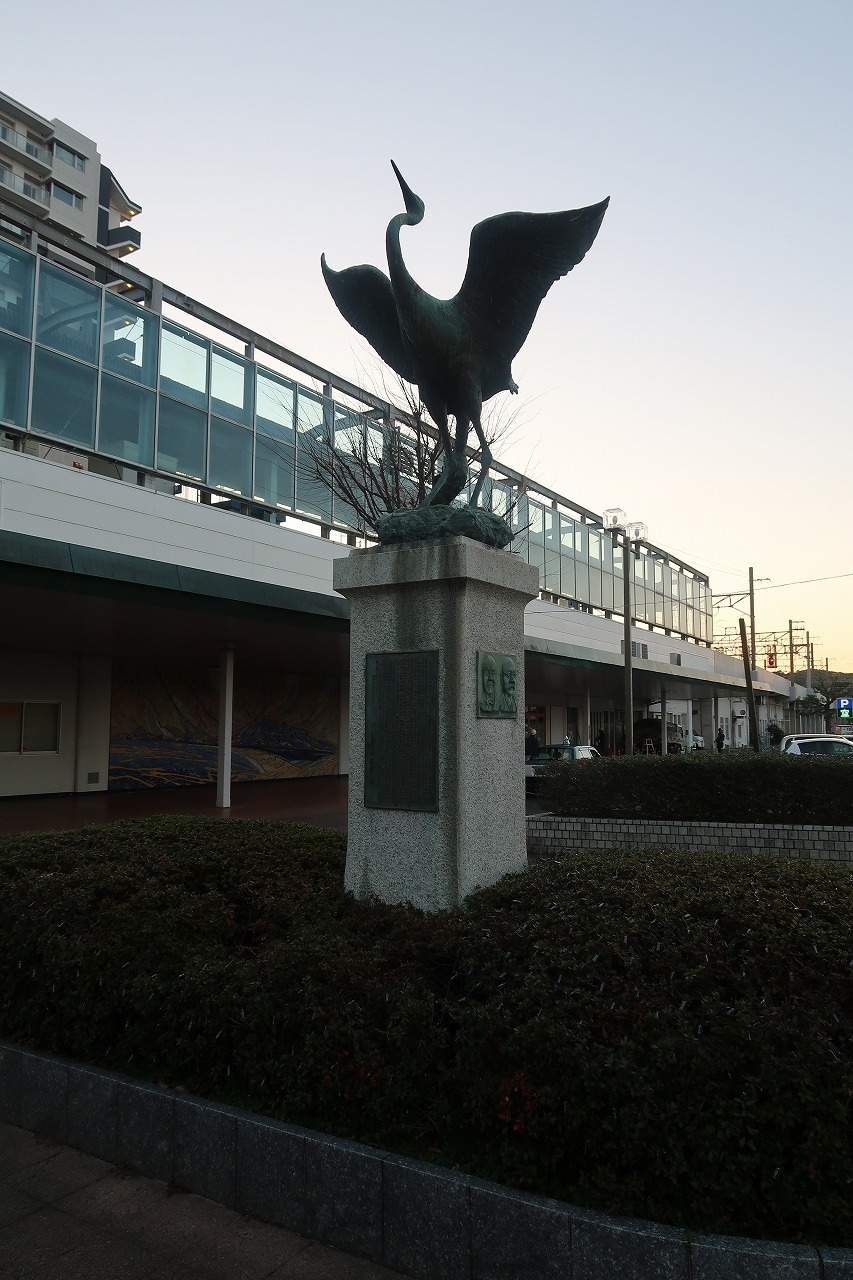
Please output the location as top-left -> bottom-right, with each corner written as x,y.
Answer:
0,1125 -> 408,1280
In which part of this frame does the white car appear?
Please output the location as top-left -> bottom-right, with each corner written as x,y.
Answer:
525,744 -> 601,793
781,736 -> 853,757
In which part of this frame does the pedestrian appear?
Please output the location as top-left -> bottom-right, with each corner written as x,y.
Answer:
715,726 -> 725,753
594,729 -> 606,755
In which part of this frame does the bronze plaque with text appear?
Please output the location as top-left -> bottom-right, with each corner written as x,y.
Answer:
364,650 -> 439,811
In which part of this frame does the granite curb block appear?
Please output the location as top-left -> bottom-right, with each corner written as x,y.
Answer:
1,1040 -> 850,1279
526,815 -> 853,863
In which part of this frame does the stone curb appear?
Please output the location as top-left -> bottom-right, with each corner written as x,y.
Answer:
0,1042 -> 842,1278
526,815 -> 853,863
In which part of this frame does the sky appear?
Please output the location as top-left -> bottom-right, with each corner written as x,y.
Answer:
5,0 -> 852,667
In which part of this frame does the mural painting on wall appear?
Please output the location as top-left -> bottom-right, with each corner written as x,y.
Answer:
109,662 -> 339,790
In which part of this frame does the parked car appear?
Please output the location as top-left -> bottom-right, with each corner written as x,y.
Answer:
525,744 -> 601,793
781,736 -> 853,757
779,733 -> 842,753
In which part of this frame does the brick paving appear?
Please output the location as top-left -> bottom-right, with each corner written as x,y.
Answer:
0,1125 -> 407,1280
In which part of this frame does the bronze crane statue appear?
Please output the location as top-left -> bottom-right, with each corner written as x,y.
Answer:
321,162 -> 608,509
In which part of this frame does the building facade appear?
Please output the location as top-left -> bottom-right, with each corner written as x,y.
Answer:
0,90 -> 141,268
0,171 -> 795,799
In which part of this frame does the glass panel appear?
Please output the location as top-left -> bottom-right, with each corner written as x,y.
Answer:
159,323 -> 208,408
588,568 -> 602,607
575,561 -> 589,602
98,374 -> 155,467
560,513 -> 575,549
254,433 -> 295,510
0,702 -> 22,752
157,396 -> 207,481
602,535 -> 613,572
256,368 -> 294,442
663,598 -> 673,628
601,573 -> 614,611
22,702 -> 60,752
211,347 -> 253,425
655,595 -> 665,627
612,543 -> 623,577
574,523 -> 588,560
0,331 -> 29,427
295,387 -> 331,520
102,296 -> 158,386
210,416 -> 252,495
0,241 -> 35,337
560,553 -> 575,597
31,348 -> 96,447
36,262 -> 101,363
589,529 -> 601,562
544,549 -> 560,591
528,500 -> 545,542
528,540 -> 546,575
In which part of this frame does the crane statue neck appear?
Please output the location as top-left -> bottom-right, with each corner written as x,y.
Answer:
385,211 -> 420,307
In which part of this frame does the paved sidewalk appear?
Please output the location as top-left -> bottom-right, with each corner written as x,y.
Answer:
0,1125 -> 407,1280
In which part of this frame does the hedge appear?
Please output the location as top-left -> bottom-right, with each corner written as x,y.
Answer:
541,751 -> 853,824
1,816 -> 853,1246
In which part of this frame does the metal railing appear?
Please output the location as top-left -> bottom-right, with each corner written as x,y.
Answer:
0,166 -> 49,206
0,122 -> 51,168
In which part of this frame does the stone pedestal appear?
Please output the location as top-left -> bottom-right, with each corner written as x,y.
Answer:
334,536 -> 538,912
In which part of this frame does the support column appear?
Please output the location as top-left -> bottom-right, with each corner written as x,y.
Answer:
216,649 -> 234,809
582,684 -> 591,746
660,684 -> 667,755
685,696 -> 693,751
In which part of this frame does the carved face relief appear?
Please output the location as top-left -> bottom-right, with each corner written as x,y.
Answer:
478,652 -> 518,718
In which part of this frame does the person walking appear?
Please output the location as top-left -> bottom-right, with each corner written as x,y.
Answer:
715,726 -> 725,753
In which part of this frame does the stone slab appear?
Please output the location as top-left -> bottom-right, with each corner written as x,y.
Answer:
18,1051 -> 67,1141
570,1210 -> 688,1280
173,1096 -> 236,1207
67,1065 -> 119,1164
382,1155 -> 470,1279
116,1081 -> 173,1183
235,1116 -> 306,1234
470,1180 -> 571,1279
690,1233 -> 821,1279
304,1135 -> 383,1263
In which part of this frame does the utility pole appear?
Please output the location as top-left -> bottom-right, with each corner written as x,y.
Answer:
622,533 -> 634,756
748,566 -> 756,669
738,617 -> 761,752
806,630 -> 812,692
789,618 -> 796,733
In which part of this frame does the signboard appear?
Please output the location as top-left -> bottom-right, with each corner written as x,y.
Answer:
834,696 -> 852,721
364,651 -> 439,811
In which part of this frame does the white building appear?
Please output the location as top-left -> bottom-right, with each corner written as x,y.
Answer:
0,193 -> 794,799
0,90 -> 141,268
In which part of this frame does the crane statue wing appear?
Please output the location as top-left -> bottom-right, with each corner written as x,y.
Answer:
320,257 -> 416,384
454,199 -> 609,400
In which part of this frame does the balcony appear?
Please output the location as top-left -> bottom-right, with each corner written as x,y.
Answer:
0,123 -> 52,173
0,165 -> 50,208
107,224 -> 142,256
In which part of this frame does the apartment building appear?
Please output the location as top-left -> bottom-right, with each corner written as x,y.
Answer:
0,89 -> 141,265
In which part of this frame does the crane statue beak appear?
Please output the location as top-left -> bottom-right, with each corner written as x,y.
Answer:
390,160 -> 425,224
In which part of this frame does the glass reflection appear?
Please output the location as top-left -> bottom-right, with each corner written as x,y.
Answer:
98,374 -> 155,467
210,416 -> 252,495
31,348 -> 96,447
0,331 -> 29,427
0,242 -> 34,338
211,347 -> 253,425
160,323 -> 208,409
256,368 -> 294,441
253,434 -> 294,509
102,297 -> 158,387
36,262 -> 101,364
157,396 -> 207,480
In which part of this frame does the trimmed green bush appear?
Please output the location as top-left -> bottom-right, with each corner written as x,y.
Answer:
542,751 -> 853,824
2,816 -> 853,1245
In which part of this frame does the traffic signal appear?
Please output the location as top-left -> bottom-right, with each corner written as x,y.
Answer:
767,646 -> 777,668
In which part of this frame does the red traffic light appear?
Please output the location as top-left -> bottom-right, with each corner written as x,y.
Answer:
767,647 -> 777,668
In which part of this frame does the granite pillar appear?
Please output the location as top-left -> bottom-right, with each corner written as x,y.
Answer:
334,536 -> 538,911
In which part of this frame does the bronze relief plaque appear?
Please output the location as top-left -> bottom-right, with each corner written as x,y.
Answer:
365,650 -> 439,811
477,651 -> 518,718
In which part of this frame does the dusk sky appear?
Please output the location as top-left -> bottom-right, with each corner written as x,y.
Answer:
6,0 -> 852,667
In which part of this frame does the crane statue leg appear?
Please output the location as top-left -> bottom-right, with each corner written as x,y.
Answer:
423,401 -> 468,507
469,406 -> 492,508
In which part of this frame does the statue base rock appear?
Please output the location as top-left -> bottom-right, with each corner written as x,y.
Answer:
376,505 -> 512,549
